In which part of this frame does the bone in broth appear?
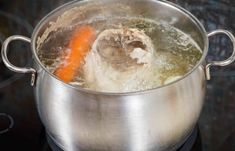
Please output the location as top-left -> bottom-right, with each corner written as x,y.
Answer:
38,17 -> 202,92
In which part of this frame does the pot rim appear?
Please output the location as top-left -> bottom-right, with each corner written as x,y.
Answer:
31,0 -> 209,96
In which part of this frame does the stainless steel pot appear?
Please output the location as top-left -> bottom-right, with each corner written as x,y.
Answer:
2,0 -> 235,151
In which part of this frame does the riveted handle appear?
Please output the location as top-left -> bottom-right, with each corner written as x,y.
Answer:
206,30 -> 235,80
1,35 -> 37,86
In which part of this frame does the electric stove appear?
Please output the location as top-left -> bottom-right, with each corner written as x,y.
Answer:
0,0 -> 235,151
44,127 -> 202,151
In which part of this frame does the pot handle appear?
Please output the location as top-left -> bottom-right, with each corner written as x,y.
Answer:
206,30 -> 235,80
1,35 -> 37,86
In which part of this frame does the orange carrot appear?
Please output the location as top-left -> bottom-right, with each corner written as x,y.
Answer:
54,25 -> 96,83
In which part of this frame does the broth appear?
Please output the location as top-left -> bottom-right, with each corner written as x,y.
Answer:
38,17 -> 202,92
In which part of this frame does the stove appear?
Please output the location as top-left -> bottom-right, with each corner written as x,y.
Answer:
44,127 -> 202,151
0,0 -> 235,151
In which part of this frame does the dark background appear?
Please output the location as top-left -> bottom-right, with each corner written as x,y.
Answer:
0,0 -> 235,151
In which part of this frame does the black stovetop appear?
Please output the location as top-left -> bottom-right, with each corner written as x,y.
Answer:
0,0 -> 235,151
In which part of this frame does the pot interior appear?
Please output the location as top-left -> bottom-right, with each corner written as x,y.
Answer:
32,0 -> 208,92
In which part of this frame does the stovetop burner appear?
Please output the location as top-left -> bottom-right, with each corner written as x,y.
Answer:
177,127 -> 201,151
0,113 -> 14,134
44,127 -> 202,151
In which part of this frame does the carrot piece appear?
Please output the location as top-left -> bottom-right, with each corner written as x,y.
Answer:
54,25 -> 96,83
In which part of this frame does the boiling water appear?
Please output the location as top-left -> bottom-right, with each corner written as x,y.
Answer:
38,17 -> 202,92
